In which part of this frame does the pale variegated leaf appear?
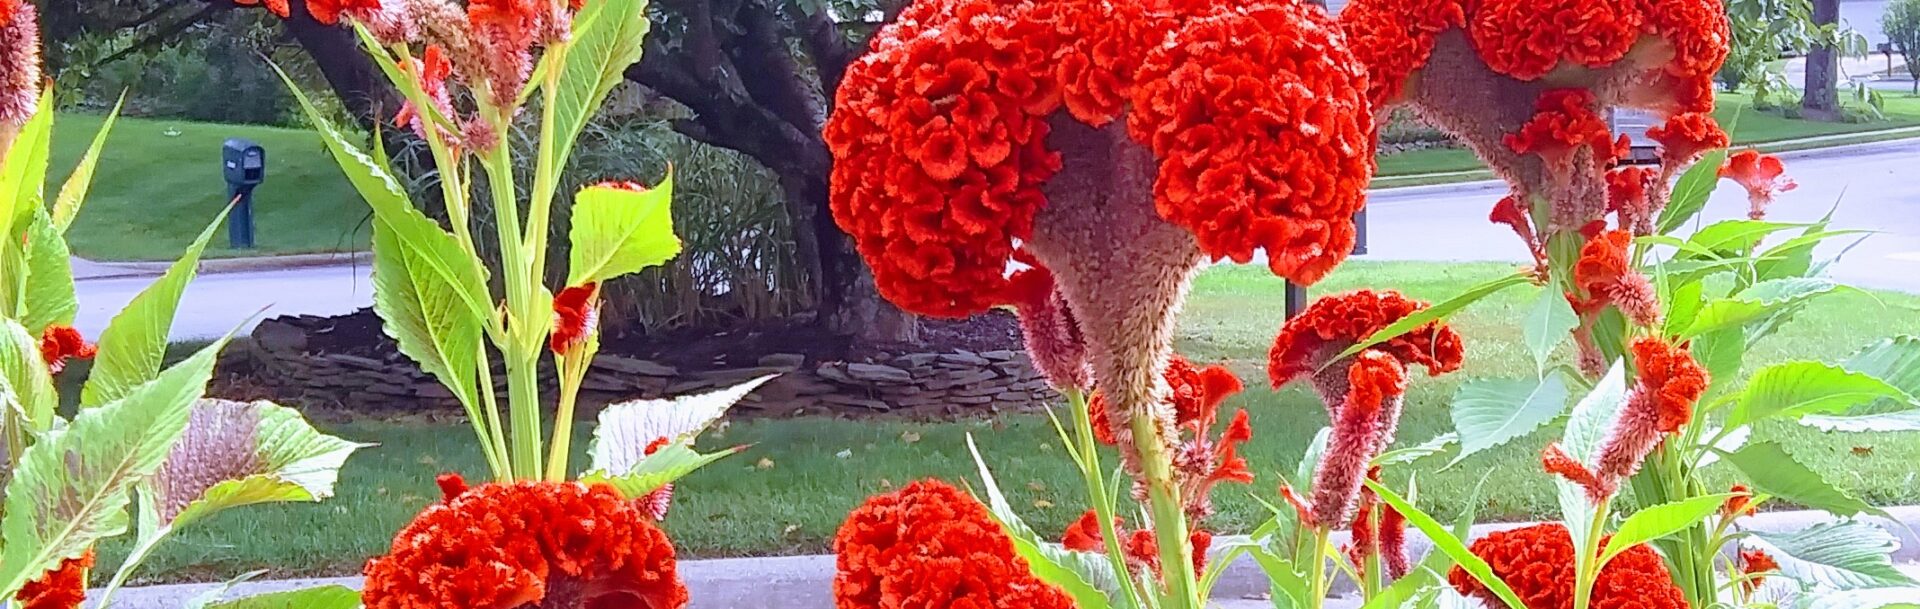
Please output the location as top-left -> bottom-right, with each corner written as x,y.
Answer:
1797,588 -> 1920,609
566,177 -> 680,285
1562,362 -> 1627,464
1751,521 -> 1918,590
0,318 -> 56,432
580,441 -> 741,500
0,338 -> 225,597
588,375 -> 772,474
80,207 -> 230,407
155,399 -> 367,529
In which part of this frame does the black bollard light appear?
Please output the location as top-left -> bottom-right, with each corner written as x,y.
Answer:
221,138 -> 267,249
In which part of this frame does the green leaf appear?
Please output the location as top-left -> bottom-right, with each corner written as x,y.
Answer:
1656,148 -> 1727,235
1751,520 -> 1919,590
1797,588 -> 1920,609
1844,336 -> 1920,394
580,441 -> 743,499
1374,432 -> 1458,467
1801,408 -> 1920,432
1722,442 -> 1880,517
369,218 -> 486,409
202,585 -> 363,609
52,95 -> 124,233
1366,480 -> 1527,609
1295,427 -> 1331,490
1247,543 -> 1311,609
1691,326 -> 1745,394
159,400 -> 367,529
1662,280 -> 1705,339
963,434 -> 1112,609
547,0 -> 654,175
1754,227 -> 1868,283
1330,271 -> 1531,363
587,376 -> 772,475
1360,565 -> 1437,609
1682,278 -> 1841,338
0,92 -> 54,233
1562,362 -> 1627,464
1600,494 -> 1732,565
1523,288 -> 1577,374
1448,374 -> 1571,467
19,209 -> 76,336
0,338 -> 226,597
1683,219 -> 1812,256
1730,361 -> 1915,427
80,206 -> 230,407
566,177 -> 681,285
0,318 -> 57,432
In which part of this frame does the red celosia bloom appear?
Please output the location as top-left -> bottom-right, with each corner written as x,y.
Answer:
0,1 -> 38,131
1470,0 -> 1641,81
826,0 -> 1373,318
1085,354 -> 1238,446
1572,230 -> 1660,327
1606,166 -> 1662,235
363,474 -> 688,609
306,0 -> 383,24
1280,483 -> 1315,528
1595,337 -> 1708,482
1060,510 -> 1109,552
1003,252 -> 1088,391
394,45 -> 455,144
16,550 -> 92,609
1311,352 -> 1405,529
1089,354 -> 1252,518
1720,150 -> 1798,220
1490,195 -> 1547,265
1542,442 -> 1613,503
1647,112 -> 1729,169
1378,498 -> 1410,579
1347,481 -> 1378,573
1269,289 -> 1464,395
834,479 -> 1075,609
1337,0 -> 1469,106
1450,523 -> 1687,609
0,0 -> 16,28
1724,484 -> 1756,517
1506,90 -> 1615,168
1060,510 -> 1210,577
38,325 -> 97,375
1739,548 -> 1779,593
467,0 -> 546,105
549,282 -> 599,354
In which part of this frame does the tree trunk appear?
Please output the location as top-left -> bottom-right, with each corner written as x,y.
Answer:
280,1 -> 396,129
772,162 -> 921,347
1803,0 -> 1843,121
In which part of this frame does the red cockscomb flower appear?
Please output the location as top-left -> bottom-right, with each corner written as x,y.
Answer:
834,479 -> 1074,609
1450,523 -> 1687,609
0,0 -> 38,132
1003,252 -> 1089,391
0,0 -> 17,28
1505,90 -> 1619,230
1490,195 -> 1548,265
1311,352 -> 1406,529
394,45 -> 455,144
1059,509 -> 1211,577
1572,230 -> 1660,327
39,325 -> 97,375
1379,497 -> 1410,579
1720,150 -> 1797,220
1606,166 -> 1662,235
305,0 -> 383,24
362,474 -> 688,609
1470,0 -> 1642,81
1647,112 -> 1729,169
1594,336 -> 1707,482
1337,0 -> 1469,106
549,282 -> 599,354
1724,485 -> 1756,517
1542,442 -> 1613,503
1086,354 -> 1251,518
467,0 -> 548,105
1269,290 -> 1464,403
16,550 -> 92,609
1739,547 -> 1779,593
1085,354 -> 1238,446
826,0 -> 1372,318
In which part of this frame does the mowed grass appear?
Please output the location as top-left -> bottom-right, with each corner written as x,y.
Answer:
1375,91 -> 1920,178
46,113 -> 369,261
92,260 -> 1920,584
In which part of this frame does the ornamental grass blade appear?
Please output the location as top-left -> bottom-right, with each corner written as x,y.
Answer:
0,337 -> 225,597
588,375 -> 773,475
52,94 -> 124,233
566,176 -> 680,285
20,209 -> 76,336
80,205 -> 231,408
1329,271 -> 1531,365
1366,480 -> 1528,609
1751,521 -> 1918,590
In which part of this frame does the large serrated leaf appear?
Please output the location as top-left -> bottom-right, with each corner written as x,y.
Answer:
80,206 -> 231,408
1448,374 -> 1572,467
202,585 -> 363,609
1,92 -> 54,233
52,96 -> 124,233
1751,520 -> 1918,590
1562,362 -> 1627,464
1683,278 -> 1842,338
547,0 -> 654,174
566,177 -> 680,285
581,441 -> 741,499
158,400 -> 367,529
1692,326 -> 1745,393
1683,219 -> 1813,256
588,375 -> 771,475
1730,361 -> 1915,427
369,218 -> 485,408
19,209 -> 76,335
1374,432 -> 1458,467
0,319 -> 56,431
1522,288 -> 1577,373
1600,494 -> 1731,565
1845,336 -> 1920,393
0,338 -> 225,596
1330,271 -> 1531,363
1797,588 -> 1920,609
1723,442 -> 1880,517
1656,148 -> 1727,235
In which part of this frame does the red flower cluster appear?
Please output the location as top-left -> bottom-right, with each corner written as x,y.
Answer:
16,550 -> 92,609
549,282 -> 599,354
834,479 -> 1074,609
0,0 -> 16,28
826,0 -> 1373,317
362,474 -> 688,609
1449,523 -> 1687,609
233,0 -> 379,25
1310,352 -> 1406,528
1085,354 -> 1252,518
38,325 -> 97,375
0,0 -> 37,130
394,45 -> 455,145
1739,548 -> 1779,593
1086,354 -> 1239,446
1344,470 -> 1411,581
1571,230 -> 1660,327
1647,112 -> 1729,168
1470,0 -> 1642,81
1060,510 -> 1213,577
1553,337 -> 1708,502
1605,166 -> 1661,235
1720,150 -> 1797,220
1268,290 -> 1465,392
1505,90 -> 1618,170
1336,0 -> 1468,105
1724,485 -> 1756,517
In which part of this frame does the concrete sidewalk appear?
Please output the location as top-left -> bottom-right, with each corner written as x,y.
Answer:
91,506 -> 1920,609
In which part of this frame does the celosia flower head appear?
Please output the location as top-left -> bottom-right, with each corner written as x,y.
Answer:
39,325 -> 97,375
1720,150 -> 1797,220
1269,290 -> 1463,406
826,0 -> 1374,318
1086,354 -> 1252,518
549,282 -> 599,354
363,473 -> 688,609
1059,510 -> 1211,578
1449,523 -> 1688,609
235,0 -> 381,24
834,479 -> 1074,609
1606,166 -> 1662,235
1723,484 -> 1755,517
0,1 -> 39,133
1572,230 -> 1660,327
1003,253 -> 1089,391
16,550 -> 92,609
394,45 -> 455,145
1309,352 -> 1405,529
1647,112 -> 1728,169
1739,547 -> 1779,593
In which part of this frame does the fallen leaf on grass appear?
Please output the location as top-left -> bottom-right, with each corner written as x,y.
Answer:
755,457 -> 776,470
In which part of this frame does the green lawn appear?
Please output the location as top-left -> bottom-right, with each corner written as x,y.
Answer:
1375,91 -> 1920,178
91,260 -> 1920,585
46,113 -> 369,261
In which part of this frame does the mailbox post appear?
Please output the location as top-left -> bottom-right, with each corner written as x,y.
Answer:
1283,210 -> 1367,318
222,139 -> 266,249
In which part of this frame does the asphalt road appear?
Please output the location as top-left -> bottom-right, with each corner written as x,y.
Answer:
72,264 -> 374,342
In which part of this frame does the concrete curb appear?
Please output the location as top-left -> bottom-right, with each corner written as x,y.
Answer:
90,506 -> 1920,609
72,252 -> 370,282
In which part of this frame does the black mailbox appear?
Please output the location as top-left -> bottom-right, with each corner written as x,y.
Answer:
223,139 -> 266,186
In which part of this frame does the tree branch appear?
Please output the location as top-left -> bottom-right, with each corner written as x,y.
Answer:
94,3 -> 227,68
735,0 -> 826,133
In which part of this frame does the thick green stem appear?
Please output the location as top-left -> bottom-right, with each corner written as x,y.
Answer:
1308,527 -> 1333,609
525,41 -> 570,280
482,142 -> 540,480
475,346 -> 512,482
1573,503 -> 1612,609
545,349 -> 592,481
1129,413 -> 1201,609
1068,390 -> 1146,609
